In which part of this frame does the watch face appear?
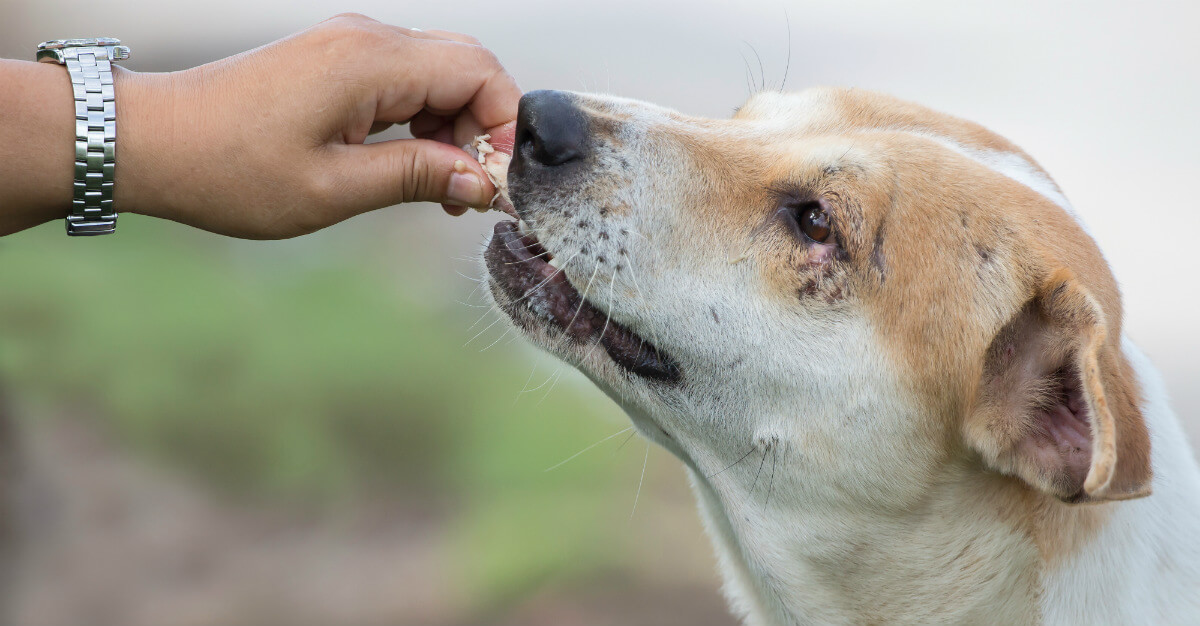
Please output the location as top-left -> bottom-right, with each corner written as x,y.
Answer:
38,38 -> 121,50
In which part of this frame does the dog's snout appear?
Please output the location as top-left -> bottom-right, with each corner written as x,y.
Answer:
515,90 -> 589,168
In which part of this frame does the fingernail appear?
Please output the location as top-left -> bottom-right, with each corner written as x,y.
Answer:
447,171 -> 484,206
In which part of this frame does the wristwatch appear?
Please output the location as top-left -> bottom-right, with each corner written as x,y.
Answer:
37,38 -> 131,236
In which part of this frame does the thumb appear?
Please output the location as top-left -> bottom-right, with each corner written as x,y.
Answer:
336,138 -> 495,211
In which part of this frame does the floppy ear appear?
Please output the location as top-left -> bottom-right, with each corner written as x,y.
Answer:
966,268 -> 1152,503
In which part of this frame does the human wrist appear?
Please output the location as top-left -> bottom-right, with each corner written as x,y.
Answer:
0,61 -> 177,235
112,67 -> 179,222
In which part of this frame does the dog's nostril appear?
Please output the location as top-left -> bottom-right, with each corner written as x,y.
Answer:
516,90 -> 589,167
517,127 -> 537,160
533,133 -> 581,166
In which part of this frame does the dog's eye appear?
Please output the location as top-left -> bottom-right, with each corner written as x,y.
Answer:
795,203 -> 831,243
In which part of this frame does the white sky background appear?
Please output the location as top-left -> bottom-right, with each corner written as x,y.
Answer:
3,0 -> 1197,440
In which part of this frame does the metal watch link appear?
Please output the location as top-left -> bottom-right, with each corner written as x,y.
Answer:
36,38 -> 131,236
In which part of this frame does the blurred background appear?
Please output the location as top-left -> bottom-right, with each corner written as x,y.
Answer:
1,1 -> 1197,624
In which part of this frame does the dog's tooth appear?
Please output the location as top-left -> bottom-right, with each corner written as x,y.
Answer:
518,219 -> 531,234
547,256 -> 563,269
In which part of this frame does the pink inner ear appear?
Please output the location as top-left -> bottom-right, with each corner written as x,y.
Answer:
1017,367 -> 1093,492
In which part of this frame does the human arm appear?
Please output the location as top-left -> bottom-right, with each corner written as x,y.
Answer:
0,14 -> 520,238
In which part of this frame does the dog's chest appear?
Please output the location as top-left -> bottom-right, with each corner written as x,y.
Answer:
691,470 -> 1044,626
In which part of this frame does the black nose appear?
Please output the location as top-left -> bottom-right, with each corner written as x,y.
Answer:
515,90 -> 589,167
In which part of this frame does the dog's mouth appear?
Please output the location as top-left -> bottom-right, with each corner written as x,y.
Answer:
485,221 -> 680,384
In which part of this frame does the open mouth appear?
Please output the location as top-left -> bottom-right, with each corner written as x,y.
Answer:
485,221 -> 680,383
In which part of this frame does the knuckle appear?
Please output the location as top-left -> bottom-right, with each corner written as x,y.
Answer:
327,12 -> 375,25
474,47 -> 502,69
455,33 -> 483,46
319,13 -> 383,46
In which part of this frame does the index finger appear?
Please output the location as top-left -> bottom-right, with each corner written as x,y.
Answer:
370,31 -> 521,134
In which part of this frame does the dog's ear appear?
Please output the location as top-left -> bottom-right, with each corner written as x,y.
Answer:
965,268 -> 1151,503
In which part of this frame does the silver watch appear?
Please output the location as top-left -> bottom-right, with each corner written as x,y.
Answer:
37,38 -> 131,236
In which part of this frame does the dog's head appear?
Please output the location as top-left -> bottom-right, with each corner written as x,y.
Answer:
484,87 -> 1150,512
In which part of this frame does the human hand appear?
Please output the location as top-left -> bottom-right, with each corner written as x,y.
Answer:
115,14 -> 520,238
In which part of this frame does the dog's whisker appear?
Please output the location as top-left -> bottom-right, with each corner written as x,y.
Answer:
536,368 -> 565,405
599,270 -> 617,337
478,324 -> 514,352
622,225 -> 651,243
463,315 -> 503,348
544,426 -> 634,472
454,269 -> 486,283
739,50 -> 755,96
630,442 -> 650,521
464,278 -> 486,302
621,260 -> 668,352
463,305 -> 498,334
582,271 -> 619,363
511,268 -> 568,304
516,365 -> 560,403
707,446 -> 758,479
740,41 -> 766,93
512,363 -> 540,405
749,42 -> 766,92
508,251 -> 582,307
614,430 -> 637,454
560,264 -> 601,342
620,226 -> 665,266
764,444 -> 779,506
749,446 -> 770,495
781,9 -> 792,91
499,332 -> 527,349
504,248 -> 553,265
516,224 -> 554,236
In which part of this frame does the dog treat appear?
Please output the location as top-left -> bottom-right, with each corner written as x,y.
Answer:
465,134 -> 517,218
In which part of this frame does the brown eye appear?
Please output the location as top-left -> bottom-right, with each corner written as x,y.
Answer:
797,203 -> 832,243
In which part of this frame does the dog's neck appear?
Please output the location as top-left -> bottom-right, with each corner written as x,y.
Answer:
690,462 -> 1045,625
684,344 -> 1200,626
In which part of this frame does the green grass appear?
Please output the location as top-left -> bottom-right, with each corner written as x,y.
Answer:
0,213 -> 644,610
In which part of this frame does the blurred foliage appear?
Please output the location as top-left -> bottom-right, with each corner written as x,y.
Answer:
0,214 -> 649,612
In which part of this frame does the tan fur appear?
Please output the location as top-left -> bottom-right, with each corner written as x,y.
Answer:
682,88 -> 1153,561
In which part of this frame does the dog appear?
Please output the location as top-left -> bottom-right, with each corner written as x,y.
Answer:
482,87 -> 1200,625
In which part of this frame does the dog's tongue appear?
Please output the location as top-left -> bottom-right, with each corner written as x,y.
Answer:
466,133 -> 518,219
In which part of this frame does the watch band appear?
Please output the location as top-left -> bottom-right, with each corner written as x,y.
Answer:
37,38 -> 131,236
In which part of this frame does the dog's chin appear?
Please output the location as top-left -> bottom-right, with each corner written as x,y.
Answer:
484,220 -> 680,385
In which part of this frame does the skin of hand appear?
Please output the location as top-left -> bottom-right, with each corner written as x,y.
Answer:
0,14 -> 519,238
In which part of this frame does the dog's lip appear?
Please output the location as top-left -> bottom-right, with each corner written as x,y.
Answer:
485,221 -> 680,384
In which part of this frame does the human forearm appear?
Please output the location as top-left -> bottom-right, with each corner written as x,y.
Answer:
0,60 -> 78,234
1,15 -> 520,239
